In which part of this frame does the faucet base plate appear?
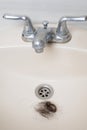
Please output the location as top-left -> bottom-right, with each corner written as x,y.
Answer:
22,27 -> 72,44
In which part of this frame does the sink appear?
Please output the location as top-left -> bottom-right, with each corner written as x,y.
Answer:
0,23 -> 87,130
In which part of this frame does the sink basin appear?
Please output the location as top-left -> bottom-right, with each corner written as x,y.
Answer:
0,23 -> 87,130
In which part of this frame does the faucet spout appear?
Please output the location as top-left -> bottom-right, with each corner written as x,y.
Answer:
32,28 -> 52,53
32,39 -> 45,53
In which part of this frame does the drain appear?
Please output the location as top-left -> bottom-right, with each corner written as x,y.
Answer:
35,84 -> 54,100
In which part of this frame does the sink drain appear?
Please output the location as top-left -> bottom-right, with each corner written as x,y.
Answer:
35,84 -> 54,100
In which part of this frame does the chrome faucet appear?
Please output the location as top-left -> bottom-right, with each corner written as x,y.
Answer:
3,14 -> 87,53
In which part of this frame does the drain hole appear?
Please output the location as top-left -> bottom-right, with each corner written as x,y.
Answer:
35,84 -> 54,100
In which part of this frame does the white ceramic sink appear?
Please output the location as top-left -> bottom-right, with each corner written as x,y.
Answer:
0,23 -> 87,130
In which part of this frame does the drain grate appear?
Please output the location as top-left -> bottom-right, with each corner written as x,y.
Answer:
35,84 -> 54,100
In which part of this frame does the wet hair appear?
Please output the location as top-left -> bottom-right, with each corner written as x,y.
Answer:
35,101 -> 57,119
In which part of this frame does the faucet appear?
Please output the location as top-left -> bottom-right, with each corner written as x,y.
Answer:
32,21 -> 54,53
3,14 -> 87,53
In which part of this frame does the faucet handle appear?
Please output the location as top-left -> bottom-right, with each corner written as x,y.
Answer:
3,14 -> 35,41
42,21 -> 49,29
56,16 -> 87,43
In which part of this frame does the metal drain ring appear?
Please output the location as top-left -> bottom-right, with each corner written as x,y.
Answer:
35,84 -> 54,100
